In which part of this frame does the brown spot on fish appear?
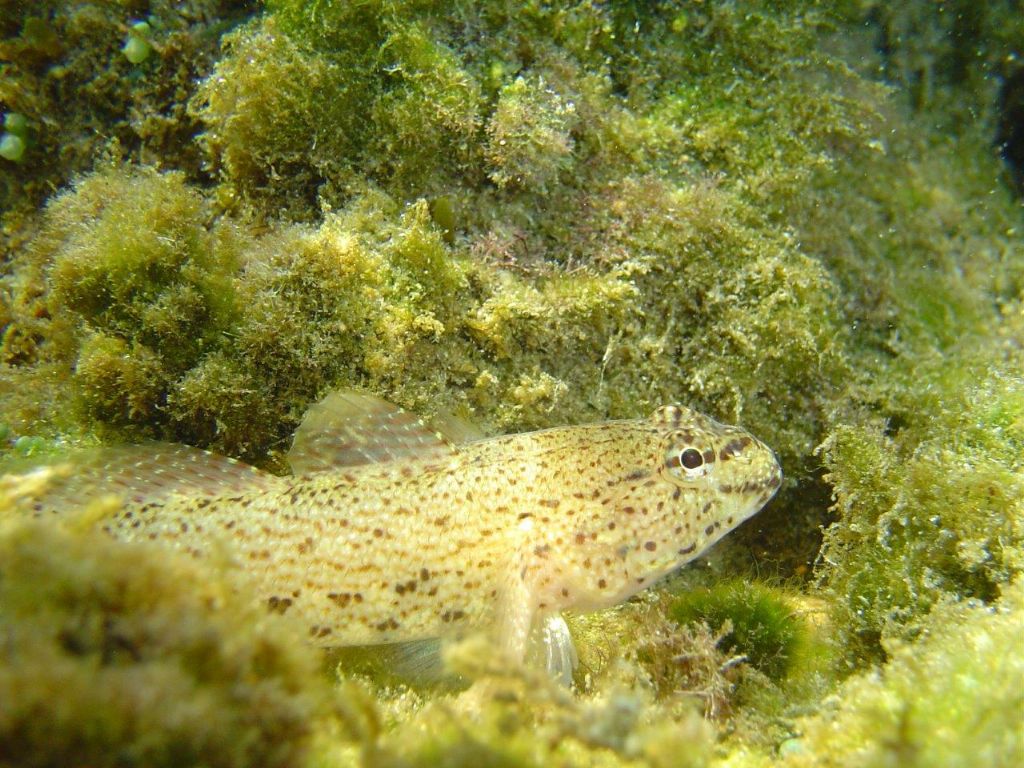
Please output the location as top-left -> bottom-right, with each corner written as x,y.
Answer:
268,596 -> 293,614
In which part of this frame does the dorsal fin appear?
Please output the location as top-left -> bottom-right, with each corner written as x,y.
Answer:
13,442 -> 279,517
287,390 -> 484,476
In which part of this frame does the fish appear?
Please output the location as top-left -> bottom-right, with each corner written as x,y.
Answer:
16,390 -> 782,681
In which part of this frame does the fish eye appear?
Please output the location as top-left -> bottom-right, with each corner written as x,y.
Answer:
665,443 -> 714,481
679,448 -> 703,469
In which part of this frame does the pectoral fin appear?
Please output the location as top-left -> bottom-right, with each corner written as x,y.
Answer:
529,613 -> 578,687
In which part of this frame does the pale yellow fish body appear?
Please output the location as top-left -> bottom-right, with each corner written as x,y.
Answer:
25,393 -> 782,666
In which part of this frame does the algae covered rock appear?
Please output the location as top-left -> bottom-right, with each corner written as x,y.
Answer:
0,518 -> 332,768
817,351 -> 1024,666
17,164 -> 242,439
669,580 -> 809,683
784,579 -> 1024,768
485,75 -> 577,192
0,1 -> 241,217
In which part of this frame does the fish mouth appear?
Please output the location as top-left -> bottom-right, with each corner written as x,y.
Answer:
767,446 -> 783,486
757,444 -> 784,494
730,442 -> 783,510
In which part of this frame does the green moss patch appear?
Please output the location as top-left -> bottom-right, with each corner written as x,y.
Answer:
0,520 -> 332,768
669,580 -> 808,683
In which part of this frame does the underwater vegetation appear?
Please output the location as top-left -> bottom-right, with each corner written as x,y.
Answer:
0,0 -> 256,218
783,578 -> 1024,768
0,0 -> 1022,766
669,579 -> 808,684
0,515 -> 332,767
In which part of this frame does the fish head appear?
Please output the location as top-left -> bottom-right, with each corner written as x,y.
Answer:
655,403 -> 781,531
589,404 -> 782,595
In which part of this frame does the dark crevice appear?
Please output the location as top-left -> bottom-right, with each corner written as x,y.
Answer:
997,63 -> 1024,195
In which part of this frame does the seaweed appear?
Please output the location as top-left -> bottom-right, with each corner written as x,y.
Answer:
0,514 -> 333,768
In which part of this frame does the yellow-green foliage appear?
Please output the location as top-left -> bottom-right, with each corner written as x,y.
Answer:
486,75 -> 576,192
818,353 -> 1024,665
189,19 -> 372,218
570,591 -> 753,723
171,198 -> 473,455
0,1 -> 236,217
0,519 -> 332,768
27,165 -> 240,434
784,579 -> 1024,768
74,332 -> 169,426
153,0 -> 867,470
368,24 -> 483,195
192,7 -> 484,213
349,631 -> 715,768
46,166 -> 239,364
4,162 -> 845,467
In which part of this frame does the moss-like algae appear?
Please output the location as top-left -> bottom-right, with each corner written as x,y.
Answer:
0,518 -> 333,767
669,580 -> 809,683
0,1 -> 250,220
783,579 -> 1024,768
1,0 -> 1023,765
817,351 -> 1024,667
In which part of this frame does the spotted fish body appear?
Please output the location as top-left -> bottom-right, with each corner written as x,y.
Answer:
25,392 -> 782,668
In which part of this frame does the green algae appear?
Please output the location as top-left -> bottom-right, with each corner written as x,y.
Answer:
0,1 -> 249,220
0,518 -> 334,768
0,0 -> 1023,766
669,580 -> 810,684
817,351 -> 1024,668
783,579 -> 1024,768
9,164 -> 243,441
485,75 -> 577,192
